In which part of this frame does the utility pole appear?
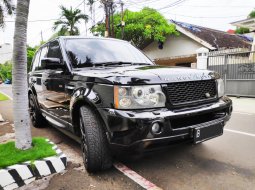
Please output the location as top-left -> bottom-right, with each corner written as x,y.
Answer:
84,0 -> 88,36
117,0 -> 124,39
111,2 -> 115,38
40,30 -> 43,43
120,1 -> 124,39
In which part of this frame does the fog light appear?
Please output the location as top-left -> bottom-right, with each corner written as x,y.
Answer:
151,122 -> 162,134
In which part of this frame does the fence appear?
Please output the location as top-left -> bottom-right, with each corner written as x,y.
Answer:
208,50 -> 255,97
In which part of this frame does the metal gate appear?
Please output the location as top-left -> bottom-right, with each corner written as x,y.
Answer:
208,50 -> 255,97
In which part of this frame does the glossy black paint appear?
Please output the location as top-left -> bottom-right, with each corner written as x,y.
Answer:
28,36 -> 232,151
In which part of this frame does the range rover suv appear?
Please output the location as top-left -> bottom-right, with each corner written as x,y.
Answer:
28,36 -> 232,172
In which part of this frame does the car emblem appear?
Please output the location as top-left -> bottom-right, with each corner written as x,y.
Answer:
205,92 -> 211,98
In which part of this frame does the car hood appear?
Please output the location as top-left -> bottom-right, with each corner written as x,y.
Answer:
72,65 -> 218,85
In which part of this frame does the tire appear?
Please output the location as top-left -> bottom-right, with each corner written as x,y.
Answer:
79,106 -> 112,172
29,94 -> 47,128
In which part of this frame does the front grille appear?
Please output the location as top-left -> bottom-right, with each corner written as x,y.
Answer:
166,80 -> 217,106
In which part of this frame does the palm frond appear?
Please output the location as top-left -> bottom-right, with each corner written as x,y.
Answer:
54,5 -> 89,35
3,0 -> 14,15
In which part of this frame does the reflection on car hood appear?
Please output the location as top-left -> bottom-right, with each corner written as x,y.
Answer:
72,65 -> 218,85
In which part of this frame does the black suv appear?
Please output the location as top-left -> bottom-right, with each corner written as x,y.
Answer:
28,36 -> 232,172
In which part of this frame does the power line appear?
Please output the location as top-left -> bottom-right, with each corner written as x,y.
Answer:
5,19 -> 59,23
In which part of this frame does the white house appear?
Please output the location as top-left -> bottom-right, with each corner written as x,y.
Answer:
143,20 -> 252,67
0,43 -> 12,64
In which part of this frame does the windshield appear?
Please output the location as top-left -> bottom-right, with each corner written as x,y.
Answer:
65,38 -> 153,68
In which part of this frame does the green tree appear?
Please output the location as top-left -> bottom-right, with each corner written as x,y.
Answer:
53,5 -> 88,36
91,7 -> 178,48
0,0 -> 15,27
249,10 -> 255,18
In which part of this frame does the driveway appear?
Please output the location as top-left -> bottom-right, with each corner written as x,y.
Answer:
0,94 -> 255,190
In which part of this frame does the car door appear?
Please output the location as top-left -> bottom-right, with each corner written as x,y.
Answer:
42,40 -> 72,127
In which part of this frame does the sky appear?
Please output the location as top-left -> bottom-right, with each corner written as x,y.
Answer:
0,0 -> 255,47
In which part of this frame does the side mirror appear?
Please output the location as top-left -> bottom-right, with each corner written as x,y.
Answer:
41,58 -> 64,70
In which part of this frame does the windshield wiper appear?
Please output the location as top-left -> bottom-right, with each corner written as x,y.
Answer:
95,61 -> 151,67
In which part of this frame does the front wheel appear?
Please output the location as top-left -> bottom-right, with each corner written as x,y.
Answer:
79,106 -> 112,172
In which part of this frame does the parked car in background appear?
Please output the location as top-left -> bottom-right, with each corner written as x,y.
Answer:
4,79 -> 11,84
28,36 -> 233,172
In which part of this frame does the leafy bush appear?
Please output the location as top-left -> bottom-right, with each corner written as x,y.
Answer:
235,27 -> 250,34
0,61 -> 12,81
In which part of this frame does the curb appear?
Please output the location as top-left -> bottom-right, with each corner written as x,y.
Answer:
0,139 -> 67,190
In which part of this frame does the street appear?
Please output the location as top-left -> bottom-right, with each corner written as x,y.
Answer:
0,85 -> 255,190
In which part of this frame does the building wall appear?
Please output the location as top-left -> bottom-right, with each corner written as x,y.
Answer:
0,43 -> 12,64
143,33 -> 207,60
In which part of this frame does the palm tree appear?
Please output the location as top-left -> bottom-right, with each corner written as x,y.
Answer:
0,0 -> 15,27
12,0 -> 32,149
53,6 -> 88,36
87,0 -> 96,26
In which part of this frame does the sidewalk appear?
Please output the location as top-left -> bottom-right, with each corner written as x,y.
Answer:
230,97 -> 255,114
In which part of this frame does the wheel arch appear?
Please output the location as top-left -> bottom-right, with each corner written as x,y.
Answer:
71,95 -> 109,138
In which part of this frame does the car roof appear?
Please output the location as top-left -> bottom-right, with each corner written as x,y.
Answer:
57,36 -> 129,43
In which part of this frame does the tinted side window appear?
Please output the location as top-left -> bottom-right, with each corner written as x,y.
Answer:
32,50 -> 41,71
48,41 -> 63,60
36,46 -> 48,71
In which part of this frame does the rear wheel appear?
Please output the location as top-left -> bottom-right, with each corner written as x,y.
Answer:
79,106 -> 112,172
29,94 -> 47,128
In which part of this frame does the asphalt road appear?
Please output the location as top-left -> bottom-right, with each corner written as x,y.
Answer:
0,85 -> 255,190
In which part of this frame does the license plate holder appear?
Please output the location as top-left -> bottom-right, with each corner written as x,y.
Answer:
193,121 -> 224,144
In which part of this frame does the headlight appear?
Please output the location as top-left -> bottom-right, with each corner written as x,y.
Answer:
114,85 -> 166,109
217,79 -> 225,97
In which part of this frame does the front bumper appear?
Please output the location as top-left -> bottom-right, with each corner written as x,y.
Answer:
98,96 -> 232,151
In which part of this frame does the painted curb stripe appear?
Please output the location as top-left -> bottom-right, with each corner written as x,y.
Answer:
45,161 -> 57,174
26,165 -> 41,179
60,157 -> 67,167
114,162 -> 162,190
8,169 -> 25,187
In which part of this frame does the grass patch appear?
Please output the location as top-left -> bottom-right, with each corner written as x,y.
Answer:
0,137 -> 57,169
0,92 -> 9,101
